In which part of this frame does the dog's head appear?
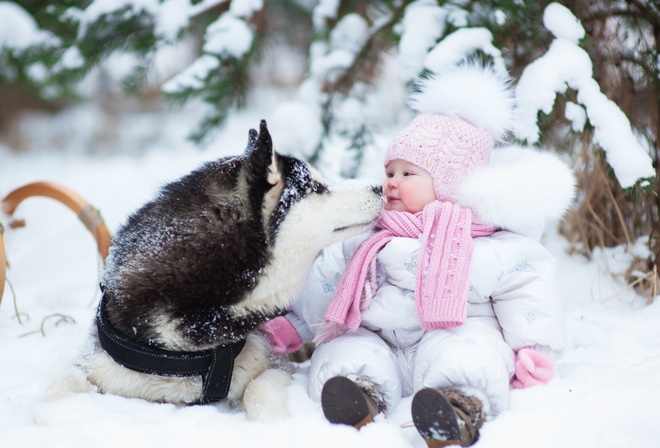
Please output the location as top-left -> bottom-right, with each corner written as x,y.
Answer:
244,120 -> 383,250
230,120 -> 384,315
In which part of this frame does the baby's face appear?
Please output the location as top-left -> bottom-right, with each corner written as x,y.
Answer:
382,159 -> 436,213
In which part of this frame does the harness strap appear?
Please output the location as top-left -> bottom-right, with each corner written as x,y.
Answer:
96,297 -> 246,403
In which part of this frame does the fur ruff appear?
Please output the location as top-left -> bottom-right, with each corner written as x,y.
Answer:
454,145 -> 576,239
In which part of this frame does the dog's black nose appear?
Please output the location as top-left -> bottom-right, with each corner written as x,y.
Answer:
372,185 -> 383,196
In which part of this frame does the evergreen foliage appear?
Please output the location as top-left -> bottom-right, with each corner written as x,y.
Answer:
0,0 -> 658,287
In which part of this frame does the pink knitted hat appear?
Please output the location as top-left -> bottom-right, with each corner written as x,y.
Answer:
385,62 -> 515,202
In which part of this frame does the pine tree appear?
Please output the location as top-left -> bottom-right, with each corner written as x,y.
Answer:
0,0 -> 262,144
1,0 -> 658,289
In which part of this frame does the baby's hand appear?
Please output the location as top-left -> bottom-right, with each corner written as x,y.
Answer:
511,348 -> 554,389
260,316 -> 303,354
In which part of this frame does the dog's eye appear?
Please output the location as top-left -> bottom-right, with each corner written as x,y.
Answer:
309,182 -> 327,195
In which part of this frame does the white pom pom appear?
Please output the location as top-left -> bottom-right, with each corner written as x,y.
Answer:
409,61 -> 515,142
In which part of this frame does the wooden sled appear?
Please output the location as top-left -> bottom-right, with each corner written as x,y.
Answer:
0,181 -> 111,306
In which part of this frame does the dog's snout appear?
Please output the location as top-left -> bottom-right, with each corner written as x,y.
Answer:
371,185 -> 383,196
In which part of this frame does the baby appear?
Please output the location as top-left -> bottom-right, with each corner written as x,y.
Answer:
262,62 -> 575,446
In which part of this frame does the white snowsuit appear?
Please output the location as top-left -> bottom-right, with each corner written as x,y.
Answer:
286,147 -> 574,415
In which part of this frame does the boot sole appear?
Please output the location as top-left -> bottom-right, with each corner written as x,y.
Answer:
411,388 -> 461,444
321,376 -> 373,427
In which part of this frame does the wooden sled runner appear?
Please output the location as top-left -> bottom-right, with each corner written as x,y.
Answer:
0,181 -> 111,306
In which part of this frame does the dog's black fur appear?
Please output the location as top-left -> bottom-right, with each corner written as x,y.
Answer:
104,122 -> 319,348
83,120 -> 383,409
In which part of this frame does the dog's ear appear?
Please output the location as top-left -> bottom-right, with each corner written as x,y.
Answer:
246,120 -> 281,186
244,128 -> 258,155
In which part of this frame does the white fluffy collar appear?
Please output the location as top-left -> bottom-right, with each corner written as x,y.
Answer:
454,145 -> 576,240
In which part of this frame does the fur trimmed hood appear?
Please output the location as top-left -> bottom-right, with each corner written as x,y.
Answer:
454,145 -> 576,240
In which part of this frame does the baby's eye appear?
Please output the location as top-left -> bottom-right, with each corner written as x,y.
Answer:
386,171 -> 394,178
403,171 -> 413,176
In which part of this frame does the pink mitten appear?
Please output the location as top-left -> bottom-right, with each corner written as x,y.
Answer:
260,316 -> 303,354
511,348 -> 555,389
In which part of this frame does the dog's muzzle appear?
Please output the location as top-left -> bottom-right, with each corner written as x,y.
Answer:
96,295 -> 246,404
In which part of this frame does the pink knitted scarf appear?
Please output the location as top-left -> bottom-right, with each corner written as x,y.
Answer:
314,201 -> 495,345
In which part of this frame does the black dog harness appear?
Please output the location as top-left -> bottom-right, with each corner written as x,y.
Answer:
96,297 -> 246,404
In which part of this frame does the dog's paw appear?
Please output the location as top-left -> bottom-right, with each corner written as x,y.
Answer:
242,368 -> 292,421
44,367 -> 95,401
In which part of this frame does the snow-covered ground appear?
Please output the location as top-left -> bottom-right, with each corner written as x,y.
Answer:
1,99 -> 659,448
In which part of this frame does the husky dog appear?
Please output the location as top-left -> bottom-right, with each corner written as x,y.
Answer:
80,120 -> 383,416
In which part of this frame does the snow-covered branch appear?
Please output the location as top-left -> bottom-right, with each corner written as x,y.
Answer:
514,2 -> 655,188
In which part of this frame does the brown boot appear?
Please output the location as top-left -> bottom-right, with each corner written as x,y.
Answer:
321,376 -> 384,429
411,388 -> 485,447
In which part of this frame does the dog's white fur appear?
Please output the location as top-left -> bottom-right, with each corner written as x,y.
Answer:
232,177 -> 384,316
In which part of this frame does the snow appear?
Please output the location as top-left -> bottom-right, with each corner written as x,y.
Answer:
543,2 -> 585,43
1,94 -> 660,448
0,2 -> 54,50
203,13 -> 253,58
154,0 -> 191,42
1,0 -> 659,446
78,0 -> 160,39
330,14 -> 368,54
312,0 -> 340,31
189,0 -> 228,18
397,1 -> 446,82
162,55 -> 220,92
565,101 -> 587,133
309,13 -> 369,83
229,0 -> 263,19
57,46 -> 85,71
424,28 -> 505,77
